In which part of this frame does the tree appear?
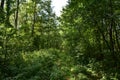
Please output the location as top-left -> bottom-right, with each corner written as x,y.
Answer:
60,0 -> 120,78
14,0 -> 20,29
0,0 -> 5,9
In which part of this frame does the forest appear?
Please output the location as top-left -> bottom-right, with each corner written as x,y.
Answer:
0,0 -> 120,80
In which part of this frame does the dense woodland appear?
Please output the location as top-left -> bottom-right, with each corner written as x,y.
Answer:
0,0 -> 120,80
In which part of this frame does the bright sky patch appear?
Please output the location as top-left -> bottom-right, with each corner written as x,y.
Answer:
51,0 -> 68,16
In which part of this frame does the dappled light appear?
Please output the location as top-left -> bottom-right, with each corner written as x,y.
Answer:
0,0 -> 120,80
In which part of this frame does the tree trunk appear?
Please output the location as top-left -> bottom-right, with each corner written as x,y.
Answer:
1,0 -> 5,9
5,0 -> 11,26
31,1 -> 36,36
15,0 -> 19,29
109,0 -> 115,56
